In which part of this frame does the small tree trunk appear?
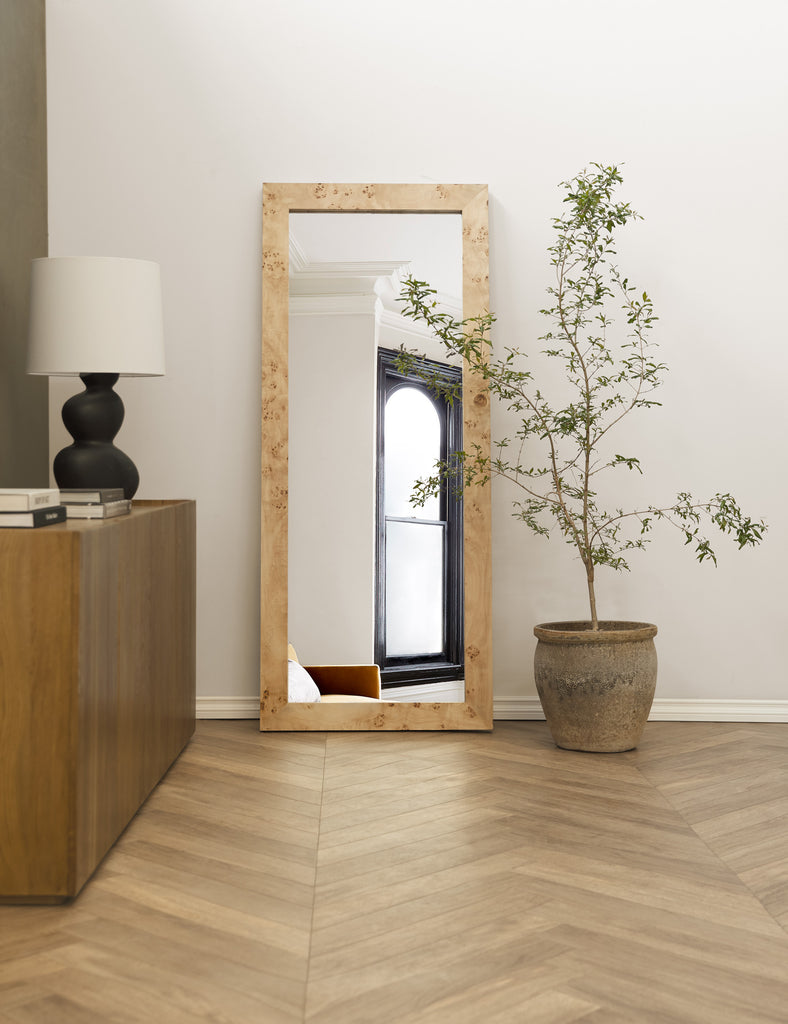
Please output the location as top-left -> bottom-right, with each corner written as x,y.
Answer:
586,564 -> 599,630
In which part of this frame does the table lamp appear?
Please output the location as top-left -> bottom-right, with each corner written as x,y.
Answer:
27,257 -> 165,499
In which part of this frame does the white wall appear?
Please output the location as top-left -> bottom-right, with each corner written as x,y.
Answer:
44,0 -> 788,708
289,305 -> 377,666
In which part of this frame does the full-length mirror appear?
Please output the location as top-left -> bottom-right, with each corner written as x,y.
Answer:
289,212 -> 465,699
261,184 -> 491,730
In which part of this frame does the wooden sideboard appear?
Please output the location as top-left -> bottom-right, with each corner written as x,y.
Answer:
0,499 -> 196,903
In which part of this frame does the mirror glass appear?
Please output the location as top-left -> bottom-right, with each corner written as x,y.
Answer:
288,212 -> 464,702
260,183 -> 491,731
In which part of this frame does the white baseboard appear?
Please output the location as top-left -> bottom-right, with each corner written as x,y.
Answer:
196,697 -> 259,719
492,697 -> 788,723
649,699 -> 788,722
197,695 -> 788,723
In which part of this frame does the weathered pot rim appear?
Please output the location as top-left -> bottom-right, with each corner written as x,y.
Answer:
534,621 -> 658,644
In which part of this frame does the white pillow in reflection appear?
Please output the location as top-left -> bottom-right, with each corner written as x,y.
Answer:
287,659 -> 321,702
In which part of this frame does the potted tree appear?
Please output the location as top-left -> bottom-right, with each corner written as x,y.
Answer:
397,164 -> 766,752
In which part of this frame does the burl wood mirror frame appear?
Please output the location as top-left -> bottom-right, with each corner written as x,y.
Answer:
260,183 -> 492,730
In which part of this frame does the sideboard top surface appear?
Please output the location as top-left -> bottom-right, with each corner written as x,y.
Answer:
0,499 -> 194,540
58,498 -> 194,533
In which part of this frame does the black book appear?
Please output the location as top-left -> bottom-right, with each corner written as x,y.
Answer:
0,505 -> 67,528
59,487 -> 125,504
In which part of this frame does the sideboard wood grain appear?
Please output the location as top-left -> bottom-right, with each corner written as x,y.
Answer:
0,499 -> 196,902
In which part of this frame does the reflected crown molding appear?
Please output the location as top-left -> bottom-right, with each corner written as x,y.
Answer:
289,254 -> 462,329
290,232 -> 409,281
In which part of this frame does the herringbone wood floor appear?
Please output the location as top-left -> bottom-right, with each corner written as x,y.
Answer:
1,720 -> 787,1022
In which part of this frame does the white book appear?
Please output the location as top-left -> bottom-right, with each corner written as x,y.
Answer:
65,499 -> 132,520
0,488 -> 60,512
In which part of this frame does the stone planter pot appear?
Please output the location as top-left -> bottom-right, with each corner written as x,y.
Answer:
533,621 -> 658,752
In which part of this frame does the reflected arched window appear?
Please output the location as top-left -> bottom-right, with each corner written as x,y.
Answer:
376,349 -> 463,686
384,387 -> 441,522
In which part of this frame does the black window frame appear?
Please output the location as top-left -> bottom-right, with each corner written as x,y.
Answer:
375,348 -> 464,688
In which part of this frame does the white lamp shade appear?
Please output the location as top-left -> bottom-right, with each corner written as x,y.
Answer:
27,257 -> 165,376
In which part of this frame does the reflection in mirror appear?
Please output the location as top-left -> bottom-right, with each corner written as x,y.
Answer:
288,213 -> 464,702
385,387 -> 440,520
260,182 -> 491,731
384,387 -> 445,662
376,348 -> 464,689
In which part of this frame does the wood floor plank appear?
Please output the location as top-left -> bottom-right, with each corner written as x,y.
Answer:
306,915 -> 571,1022
311,868 -> 546,963
60,912 -> 304,1019
48,941 -> 298,1024
313,850 -> 529,930
116,837 -> 315,909
2,719 -> 787,1023
86,868 -> 312,960
398,983 -> 599,1024
315,823 -> 534,899
563,961 -> 787,1024
513,848 -> 784,936
120,811 -> 318,889
105,846 -> 314,930
61,891 -> 307,1014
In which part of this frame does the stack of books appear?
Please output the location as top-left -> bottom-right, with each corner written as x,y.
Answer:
0,487 -> 133,527
0,488 -> 67,528
60,488 -> 132,519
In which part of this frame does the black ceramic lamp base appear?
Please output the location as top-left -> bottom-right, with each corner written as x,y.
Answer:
53,373 -> 139,500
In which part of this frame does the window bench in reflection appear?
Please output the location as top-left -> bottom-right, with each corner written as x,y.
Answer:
287,645 -> 381,703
